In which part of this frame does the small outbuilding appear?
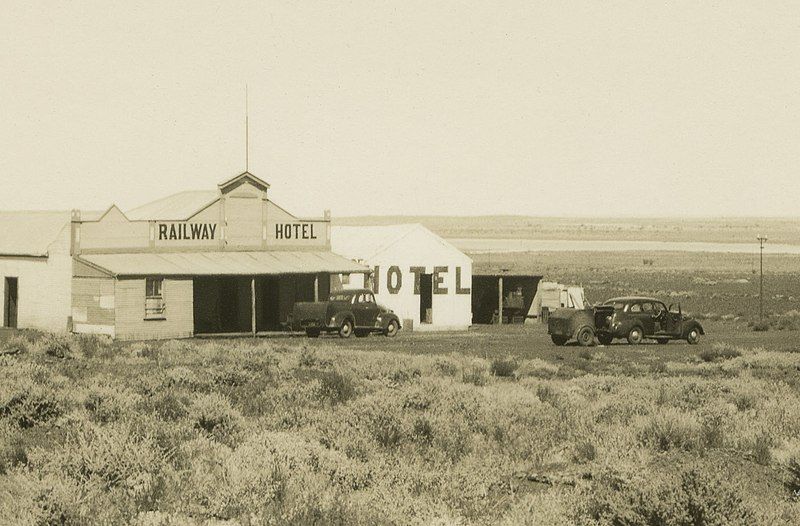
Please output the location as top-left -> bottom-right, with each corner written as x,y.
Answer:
331,224 -> 472,331
471,271 -> 543,325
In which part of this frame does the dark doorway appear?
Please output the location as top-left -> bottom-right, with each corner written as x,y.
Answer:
471,275 -> 542,324
419,273 -> 433,324
256,276 -> 281,331
193,276 -> 252,334
4,277 -> 18,328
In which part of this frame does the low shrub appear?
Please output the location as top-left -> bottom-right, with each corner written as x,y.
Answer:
24,422 -> 172,521
75,334 -> 113,360
752,433 -> 773,466
1,336 -> 28,356
699,409 -> 727,449
490,356 -> 519,377
751,320 -> 770,332
572,441 -> 597,464
433,357 -> 459,377
39,333 -> 73,359
788,456 -> 800,494
189,393 -> 242,444
638,408 -> 699,452
577,349 -> 593,361
298,347 -> 318,368
462,361 -> 489,386
0,432 -> 27,474
733,392 -> 757,412
316,371 -> 356,405
580,466 -> 755,526
388,366 -> 421,385
700,342 -> 742,362
776,316 -> 799,331
0,386 -> 63,428
536,385 -> 558,405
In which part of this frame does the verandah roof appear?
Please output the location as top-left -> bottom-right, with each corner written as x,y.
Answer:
78,251 -> 368,277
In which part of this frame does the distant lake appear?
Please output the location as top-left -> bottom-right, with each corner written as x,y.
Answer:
449,238 -> 800,255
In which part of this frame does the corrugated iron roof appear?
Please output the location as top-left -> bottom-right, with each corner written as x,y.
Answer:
331,224 -> 470,262
78,251 -> 368,277
126,191 -> 219,221
0,211 -> 71,257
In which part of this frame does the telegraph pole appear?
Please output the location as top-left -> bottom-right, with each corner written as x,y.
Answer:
757,235 -> 767,321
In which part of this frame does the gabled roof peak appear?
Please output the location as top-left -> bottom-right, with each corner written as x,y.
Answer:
218,171 -> 270,193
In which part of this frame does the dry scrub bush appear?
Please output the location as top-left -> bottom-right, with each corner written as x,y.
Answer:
700,342 -> 742,362
179,431 -> 372,522
461,359 -> 490,386
315,370 -> 357,405
577,465 -> 756,526
1,335 -> 29,356
37,332 -> 73,359
788,456 -> 800,495
0,363 -> 68,429
490,356 -> 519,377
638,407 -> 701,452
82,380 -> 142,424
189,392 -> 242,445
17,421 -> 172,523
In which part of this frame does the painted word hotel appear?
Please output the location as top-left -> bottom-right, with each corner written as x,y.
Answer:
0,172 -> 474,339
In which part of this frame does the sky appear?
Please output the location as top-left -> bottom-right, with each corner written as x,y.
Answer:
1,1 -> 798,218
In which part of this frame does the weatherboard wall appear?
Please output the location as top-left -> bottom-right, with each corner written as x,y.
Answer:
114,277 -> 194,341
0,224 -> 72,332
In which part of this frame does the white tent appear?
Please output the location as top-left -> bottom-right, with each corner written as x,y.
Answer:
331,224 -> 472,331
526,281 -> 586,323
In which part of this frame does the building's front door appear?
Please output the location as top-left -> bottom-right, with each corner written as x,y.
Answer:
420,274 -> 433,324
4,277 -> 18,328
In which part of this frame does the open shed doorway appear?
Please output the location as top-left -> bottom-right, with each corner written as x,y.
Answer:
4,277 -> 18,328
254,273 -> 330,332
471,275 -> 541,324
193,276 -> 252,334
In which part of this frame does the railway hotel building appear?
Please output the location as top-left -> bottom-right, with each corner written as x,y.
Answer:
0,172 -> 367,340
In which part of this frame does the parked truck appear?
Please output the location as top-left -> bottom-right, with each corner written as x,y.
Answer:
292,288 -> 402,338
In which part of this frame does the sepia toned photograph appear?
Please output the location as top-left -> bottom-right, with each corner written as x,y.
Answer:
1,2 -> 799,524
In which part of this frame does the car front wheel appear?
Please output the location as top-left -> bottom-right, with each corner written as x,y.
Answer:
384,320 -> 399,337
338,320 -> 353,338
686,328 -> 700,345
576,326 -> 595,347
627,327 -> 644,345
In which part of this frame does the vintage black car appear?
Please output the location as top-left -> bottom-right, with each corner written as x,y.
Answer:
292,288 -> 401,338
548,296 -> 704,346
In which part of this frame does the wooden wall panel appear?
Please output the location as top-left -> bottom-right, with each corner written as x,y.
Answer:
114,277 -> 193,340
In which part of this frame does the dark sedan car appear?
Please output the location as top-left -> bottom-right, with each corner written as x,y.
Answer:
548,296 -> 704,346
597,296 -> 704,345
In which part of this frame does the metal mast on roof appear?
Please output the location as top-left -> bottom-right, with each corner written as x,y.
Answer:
245,84 -> 249,172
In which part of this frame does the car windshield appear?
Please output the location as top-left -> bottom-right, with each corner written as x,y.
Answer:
330,293 -> 355,302
604,301 -> 626,310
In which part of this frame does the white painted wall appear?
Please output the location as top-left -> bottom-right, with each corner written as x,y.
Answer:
333,226 -> 472,331
0,224 -> 73,332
